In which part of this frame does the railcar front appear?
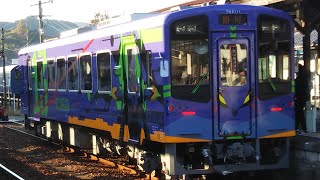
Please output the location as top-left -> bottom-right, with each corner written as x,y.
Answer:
159,4 -> 295,177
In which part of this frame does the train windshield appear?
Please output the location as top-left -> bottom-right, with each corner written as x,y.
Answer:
257,15 -> 292,100
170,15 -> 210,102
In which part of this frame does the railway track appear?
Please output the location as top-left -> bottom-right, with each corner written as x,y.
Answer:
1,122 -> 158,179
0,163 -> 24,180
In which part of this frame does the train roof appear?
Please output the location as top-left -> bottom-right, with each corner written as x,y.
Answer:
19,4 -> 291,55
19,12 -> 169,55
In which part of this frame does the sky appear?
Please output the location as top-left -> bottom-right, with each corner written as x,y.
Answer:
0,0 -> 190,23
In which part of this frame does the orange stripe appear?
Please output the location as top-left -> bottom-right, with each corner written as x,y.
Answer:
149,131 -> 209,143
123,125 -> 130,142
68,116 -> 121,139
260,130 -> 296,139
140,128 -> 145,145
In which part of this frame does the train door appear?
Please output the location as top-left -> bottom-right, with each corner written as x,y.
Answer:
123,44 -> 143,142
27,58 -> 35,118
214,34 -> 255,138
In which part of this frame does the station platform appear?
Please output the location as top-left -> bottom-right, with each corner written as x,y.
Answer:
291,106 -> 320,165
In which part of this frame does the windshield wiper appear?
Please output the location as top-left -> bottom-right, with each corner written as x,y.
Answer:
267,76 -> 277,91
191,73 -> 208,94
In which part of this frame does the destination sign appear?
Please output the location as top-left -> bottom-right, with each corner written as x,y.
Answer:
219,14 -> 247,25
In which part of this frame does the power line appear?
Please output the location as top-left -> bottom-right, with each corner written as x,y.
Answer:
47,20 -> 68,31
43,20 -> 63,33
22,31 -> 38,47
51,20 -> 71,31
53,20 -> 76,30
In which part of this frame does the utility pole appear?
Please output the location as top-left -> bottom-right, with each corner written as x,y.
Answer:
26,17 -> 29,46
38,1 -> 44,43
1,28 -> 7,109
31,0 -> 53,43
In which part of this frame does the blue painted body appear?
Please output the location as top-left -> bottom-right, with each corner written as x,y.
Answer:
12,4 -> 295,145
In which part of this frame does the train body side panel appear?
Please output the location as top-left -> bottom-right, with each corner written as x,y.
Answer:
19,26 -> 167,142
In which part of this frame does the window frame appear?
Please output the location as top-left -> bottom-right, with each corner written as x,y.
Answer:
56,56 -> 67,92
47,58 -> 56,91
79,53 -> 93,92
36,59 -> 44,91
141,50 -> 153,87
67,54 -> 79,92
257,15 -> 292,100
96,50 -> 112,94
169,15 -> 210,102
126,47 -> 139,94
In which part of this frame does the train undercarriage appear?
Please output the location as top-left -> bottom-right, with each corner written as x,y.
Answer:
30,118 -> 290,179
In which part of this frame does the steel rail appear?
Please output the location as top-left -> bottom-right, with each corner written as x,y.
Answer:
2,124 -> 159,179
0,163 -> 24,180
4,126 -> 60,146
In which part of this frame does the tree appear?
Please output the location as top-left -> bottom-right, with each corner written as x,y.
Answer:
13,20 -> 27,36
91,12 -> 110,26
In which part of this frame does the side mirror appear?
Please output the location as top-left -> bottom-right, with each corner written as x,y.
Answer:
160,59 -> 169,77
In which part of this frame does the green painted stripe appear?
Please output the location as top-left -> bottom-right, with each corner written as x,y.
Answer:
163,91 -> 171,98
229,25 -> 237,39
163,84 -> 171,91
230,32 -> 237,38
116,101 -> 123,110
226,136 -> 244,140
292,80 -> 295,92
143,102 -> 146,112
230,25 -> 237,31
122,35 -> 136,44
140,28 -> 163,43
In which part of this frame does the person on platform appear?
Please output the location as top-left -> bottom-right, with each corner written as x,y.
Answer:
295,64 -> 309,134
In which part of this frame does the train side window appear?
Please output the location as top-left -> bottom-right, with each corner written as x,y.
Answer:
127,48 -> 138,93
67,56 -> 79,91
141,50 -> 153,87
47,59 -> 55,90
80,54 -> 92,91
97,52 -> 111,92
56,57 -> 66,90
27,58 -> 32,90
37,61 -> 44,90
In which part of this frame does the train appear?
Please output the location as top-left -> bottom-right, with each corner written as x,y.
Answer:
0,64 -> 18,95
11,4 -> 295,179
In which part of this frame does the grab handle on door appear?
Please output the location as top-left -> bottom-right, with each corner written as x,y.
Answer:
219,87 -> 224,93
